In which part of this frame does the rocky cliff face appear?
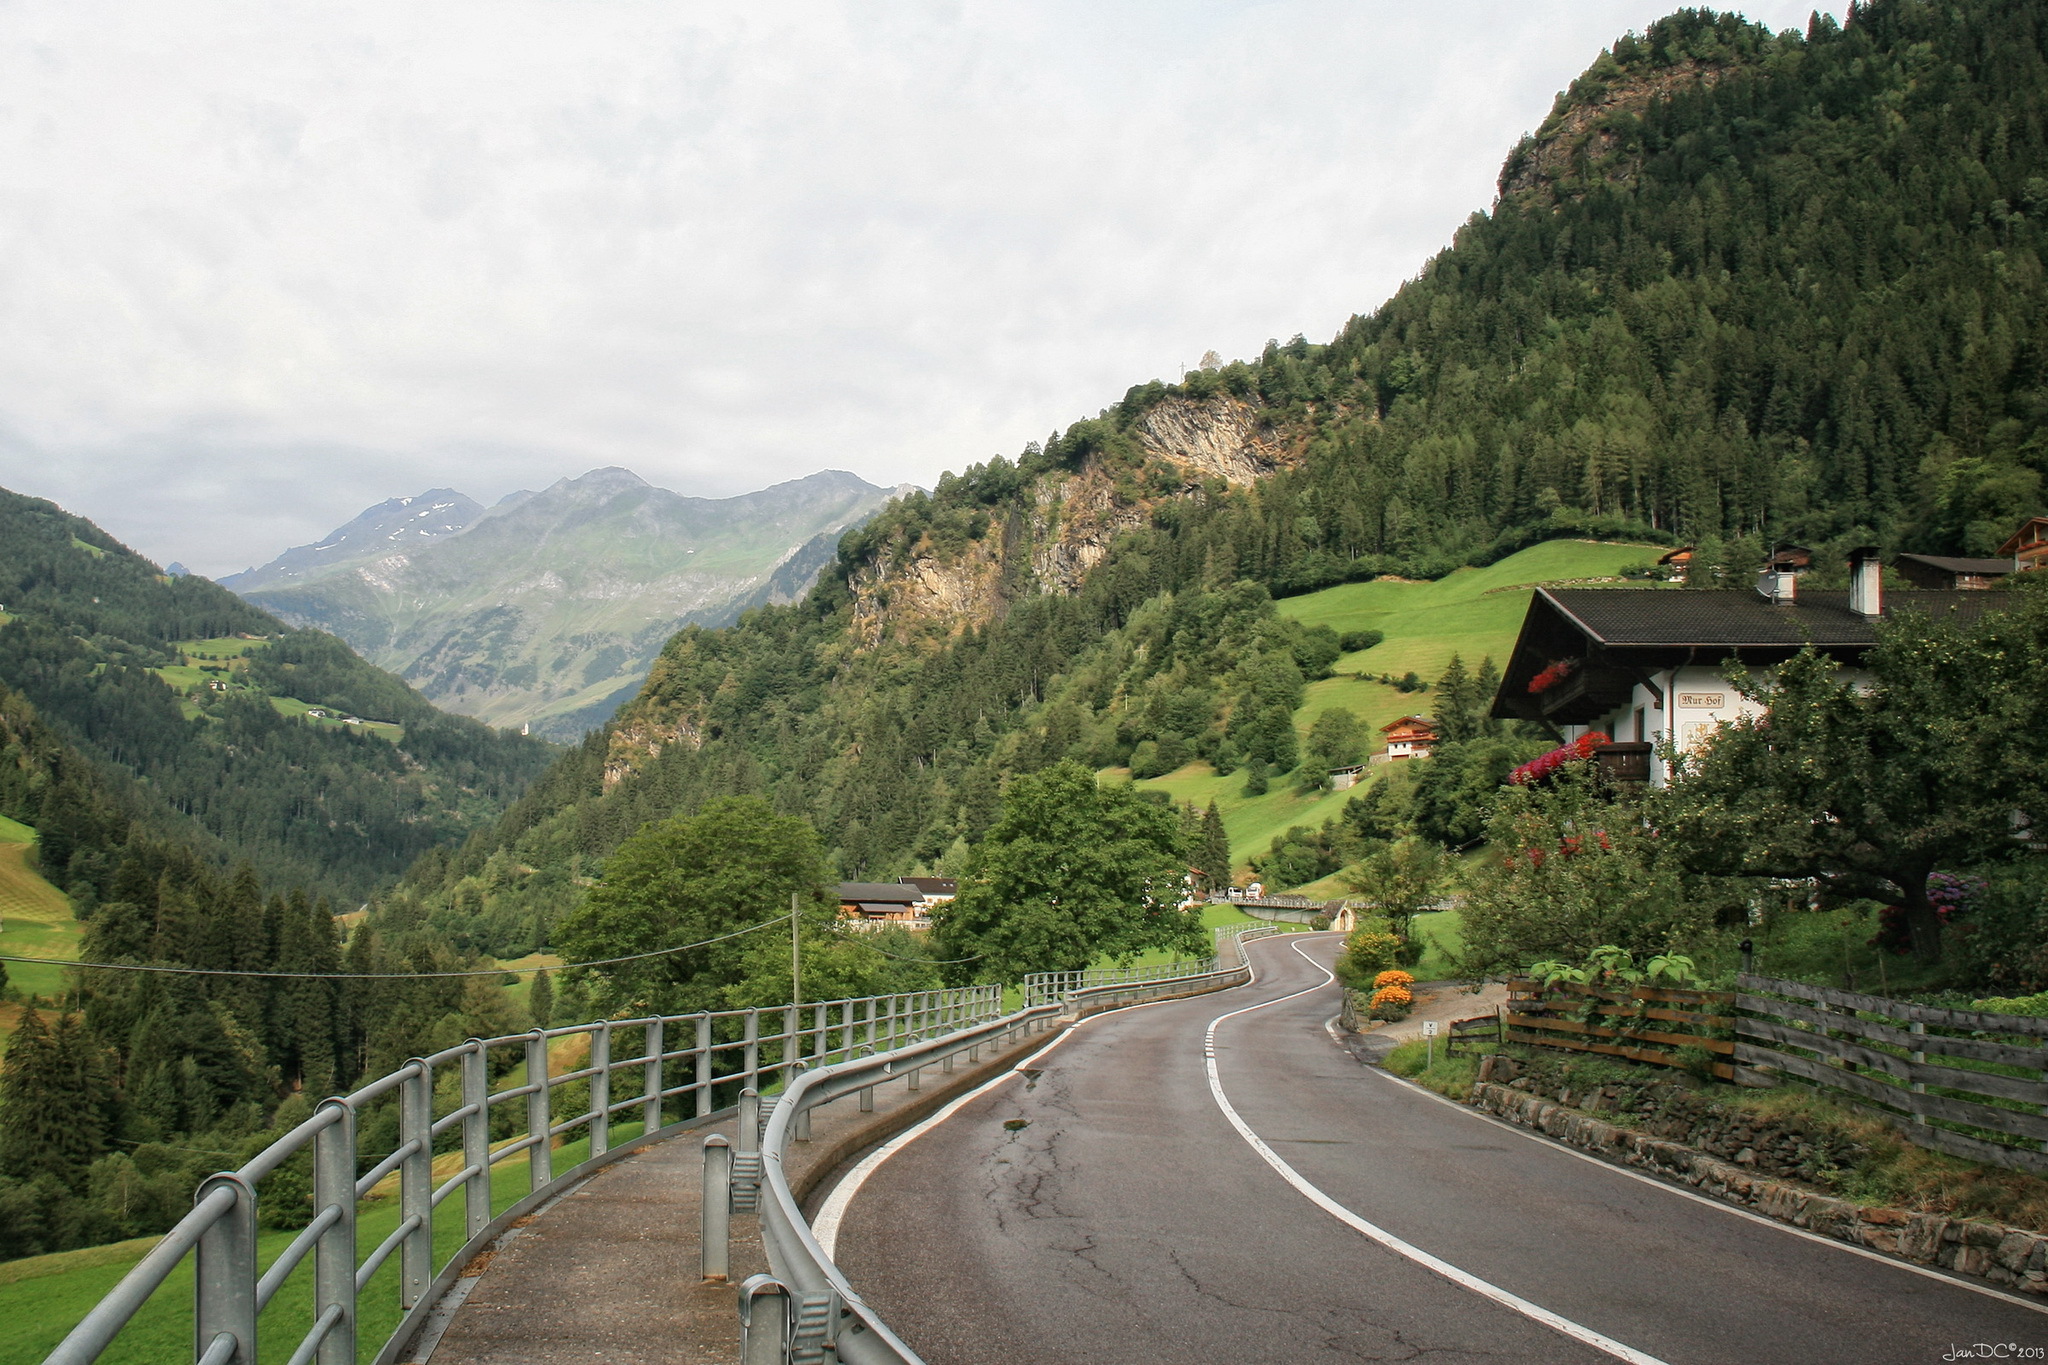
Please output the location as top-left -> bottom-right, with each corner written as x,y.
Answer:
602,710 -> 702,787
1498,59 -> 1729,204
1136,394 -> 1294,484
844,395 -> 1297,645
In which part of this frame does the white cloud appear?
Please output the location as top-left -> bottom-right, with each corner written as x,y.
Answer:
0,0 -> 1839,574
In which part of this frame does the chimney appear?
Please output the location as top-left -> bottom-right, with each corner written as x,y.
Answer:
1848,546 -> 1883,618
1755,565 -> 1797,604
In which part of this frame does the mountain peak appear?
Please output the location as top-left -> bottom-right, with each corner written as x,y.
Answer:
221,488 -> 484,591
231,467 -> 899,738
562,467 -> 650,495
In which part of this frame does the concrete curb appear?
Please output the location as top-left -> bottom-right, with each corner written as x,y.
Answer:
1468,1080 -> 2048,1295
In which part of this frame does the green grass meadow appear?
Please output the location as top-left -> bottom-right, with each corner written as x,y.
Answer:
1118,539 -> 1661,889
1276,538 -> 1663,683
0,817 -> 80,1051
146,638 -> 406,743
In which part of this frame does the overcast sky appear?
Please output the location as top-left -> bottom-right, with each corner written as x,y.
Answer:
0,1 -> 1839,576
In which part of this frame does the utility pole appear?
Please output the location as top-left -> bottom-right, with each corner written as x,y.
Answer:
791,890 -> 801,1008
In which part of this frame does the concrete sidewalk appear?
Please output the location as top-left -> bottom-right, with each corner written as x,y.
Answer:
415,1026 -> 1058,1365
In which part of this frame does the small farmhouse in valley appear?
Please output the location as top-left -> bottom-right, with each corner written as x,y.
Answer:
836,882 -> 927,927
1490,547 -> 2003,787
898,876 -> 957,904
1378,715 -> 1439,762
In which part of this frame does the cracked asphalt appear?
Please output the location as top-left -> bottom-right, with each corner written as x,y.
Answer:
827,932 -> 2048,1365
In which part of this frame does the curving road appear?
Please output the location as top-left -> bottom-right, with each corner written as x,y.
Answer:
824,932 -> 2048,1365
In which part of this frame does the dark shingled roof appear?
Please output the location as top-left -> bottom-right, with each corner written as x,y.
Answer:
1894,553 -> 2018,575
1538,588 -> 1998,648
837,882 -> 921,904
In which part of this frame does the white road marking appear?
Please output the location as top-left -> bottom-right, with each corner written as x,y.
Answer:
1366,1047 -> 2048,1316
815,977 -> 1274,1256
814,1068 -> 1018,1258
1206,939 -> 1672,1365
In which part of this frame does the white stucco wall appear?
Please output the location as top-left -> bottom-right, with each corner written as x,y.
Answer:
1560,663 -> 1873,786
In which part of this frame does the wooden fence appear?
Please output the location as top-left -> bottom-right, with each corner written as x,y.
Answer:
1736,974 -> 2048,1176
1498,974 -> 2048,1174
1504,978 -> 1738,1080
1445,1013 -> 1502,1055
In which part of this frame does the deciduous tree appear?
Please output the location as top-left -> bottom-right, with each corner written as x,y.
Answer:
935,761 -> 1203,980
553,796 -> 831,1014
1660,585 -> 2048,962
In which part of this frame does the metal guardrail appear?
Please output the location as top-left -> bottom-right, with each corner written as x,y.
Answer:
49,924 -> 1289,1365
43,983 -> 1003,1365
741,922 -> 1283,1363
1019,922 -> 1277,1007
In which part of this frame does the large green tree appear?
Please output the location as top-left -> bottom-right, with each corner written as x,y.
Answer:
1340,837 -> 1451,936
936,761 -> 1204,980
1299,708 -> 1364,792
1661,584 -> 2048,962
553,796 -> 832,1014
1461,767 -> 1731,973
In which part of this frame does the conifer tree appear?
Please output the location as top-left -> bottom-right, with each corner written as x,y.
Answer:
274,892 -> 340,1095
1471,657 -> 1503,737
220,863 -> 268,1028
0,1009 -> 105,1186
1199,802 -> 1232,892
1242,759 -> 1269,797
1434,655 -> 1477,742
529,968 -> 554,1029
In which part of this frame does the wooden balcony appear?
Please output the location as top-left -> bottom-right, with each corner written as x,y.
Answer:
1533,664 -> 1636,724
1594,741 -> 1652,786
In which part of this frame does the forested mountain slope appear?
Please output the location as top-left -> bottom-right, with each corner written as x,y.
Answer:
0,488 -> 554,904
392,0 -> 2048,953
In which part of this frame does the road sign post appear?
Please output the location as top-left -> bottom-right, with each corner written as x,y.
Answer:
1422,1018 -> 1439,1069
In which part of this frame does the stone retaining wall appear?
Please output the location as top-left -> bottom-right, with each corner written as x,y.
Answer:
1468,1080 -> 2048,1294
1479,1052 -> 1866,1187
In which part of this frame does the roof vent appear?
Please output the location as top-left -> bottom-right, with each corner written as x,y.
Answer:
1848,546 -> 1882,618
1755,567 -> 1797,604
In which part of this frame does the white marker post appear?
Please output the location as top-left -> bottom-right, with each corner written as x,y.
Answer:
1422,1018 -> 1439,1069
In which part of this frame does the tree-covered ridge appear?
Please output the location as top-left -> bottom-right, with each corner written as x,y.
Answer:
396,0 -> 2048,953
395,570 -> 1356,958
0,488 -> 554,902
837,0 -> 2048,600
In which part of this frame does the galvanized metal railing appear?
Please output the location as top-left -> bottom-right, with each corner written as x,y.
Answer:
740,921 -> 1285,1362
43,983 -> 1002,1365
1020,921 -> 1277,1007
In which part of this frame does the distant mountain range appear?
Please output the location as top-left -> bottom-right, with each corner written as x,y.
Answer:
223,467 -> 905,738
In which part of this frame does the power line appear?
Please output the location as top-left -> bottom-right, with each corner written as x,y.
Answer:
0,914 -> 792,981
851,936 -> 985,965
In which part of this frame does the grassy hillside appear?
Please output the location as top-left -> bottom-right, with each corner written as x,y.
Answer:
1280,539 -> 1663,683
0,816 -> 78,1050
396,0 -> 2048,964
1124,540 -> 1659,885
153,636 -> 407,740
0,1118 -> 638,1365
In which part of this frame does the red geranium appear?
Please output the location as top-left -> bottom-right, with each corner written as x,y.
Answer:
1527,659 -> 1578,695
1507,732 -> 1610,785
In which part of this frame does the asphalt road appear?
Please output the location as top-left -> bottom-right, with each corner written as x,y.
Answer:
826,932 -> 2048,1365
